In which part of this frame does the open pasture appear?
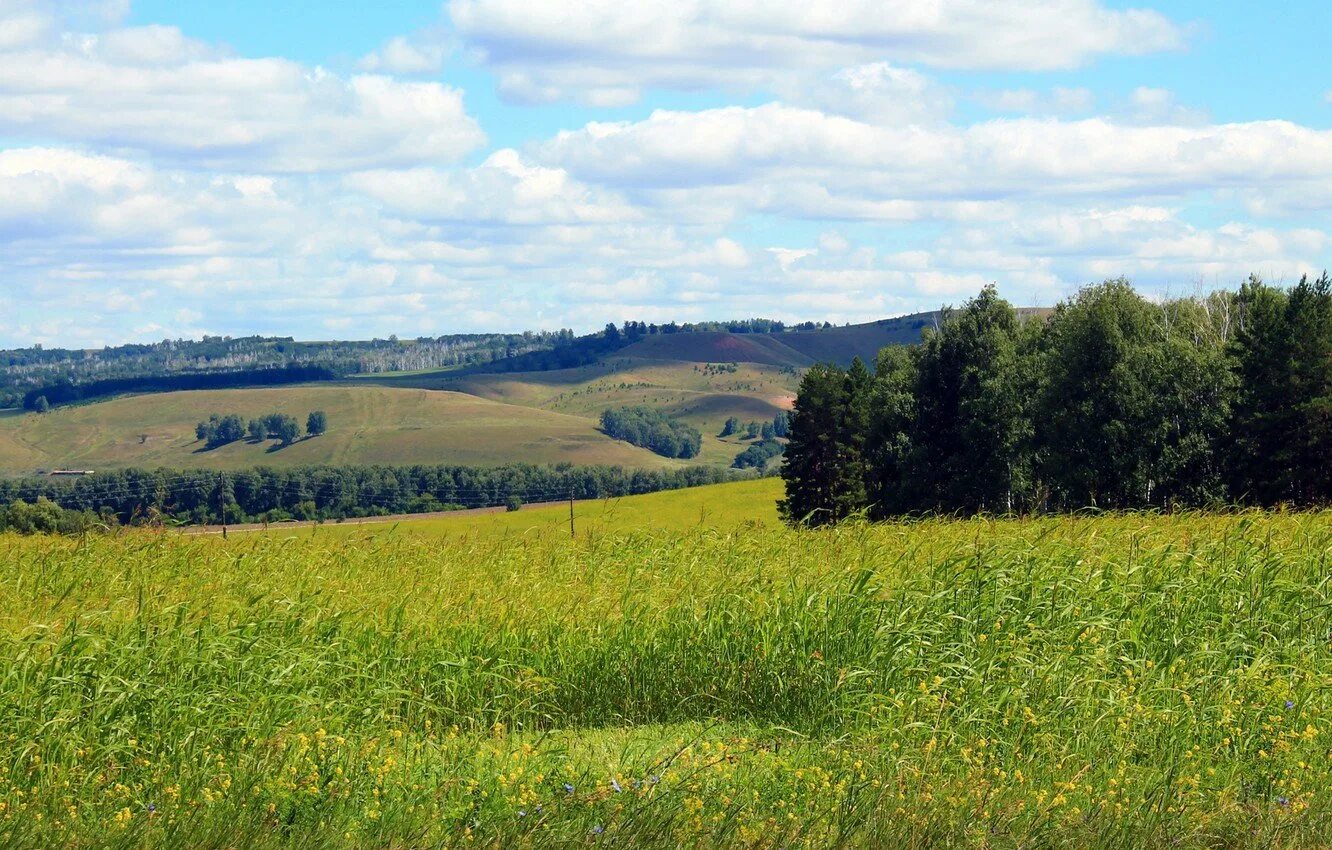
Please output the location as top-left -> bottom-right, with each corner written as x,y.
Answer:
0,385 -> 676,475
2,505 -> 1332,847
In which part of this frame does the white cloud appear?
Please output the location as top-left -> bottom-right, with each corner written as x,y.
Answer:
358,33 -> 450,74
1123,86 -> 1209,126
977,86 -> 1095,116
0,13 -> 484,171
537,105 -> 1332,213
449,0 -> 1183,103
778,62 -> 953,125
344,149 -> 640,225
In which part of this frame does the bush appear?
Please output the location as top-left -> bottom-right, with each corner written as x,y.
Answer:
0,498 -> 103,535
599,406 -> 702,458
196,413 -> 248,449
733,439 -> 785,470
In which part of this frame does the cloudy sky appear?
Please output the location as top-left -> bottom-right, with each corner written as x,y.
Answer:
1,0 -> 1330,348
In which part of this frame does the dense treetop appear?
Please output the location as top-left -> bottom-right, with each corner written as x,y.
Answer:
781,275 -> 1332,524
599,406 -> 703,459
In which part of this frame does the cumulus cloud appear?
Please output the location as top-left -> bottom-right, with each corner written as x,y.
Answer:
976,87 -> 1095,116
777,63 -> 954,125
344,149 -> 641,226
537,105 -> 1332,212
449,0 -> 1183,103
5,2 -> 1332,349
358,32 -> 451,75
0,7 -> 483,171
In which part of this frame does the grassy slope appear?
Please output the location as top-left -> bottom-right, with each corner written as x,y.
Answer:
259,477 -> 784,540
362,358 -> 800,468
0,384 -> 678,473
352,314 -> 946,469
4,510 -> 1332,847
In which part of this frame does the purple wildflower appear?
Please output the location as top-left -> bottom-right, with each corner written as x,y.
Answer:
610,778 -> 622,793
1285,700 -> 1295,710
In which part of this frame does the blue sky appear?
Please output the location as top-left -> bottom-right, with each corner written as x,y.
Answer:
2,0 -> 1330,346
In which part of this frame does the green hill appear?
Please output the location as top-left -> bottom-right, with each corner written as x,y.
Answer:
596,313 -> 942,368
0,309 -> 1027,476
0,385 -> 679,475
362,358 -> 800,467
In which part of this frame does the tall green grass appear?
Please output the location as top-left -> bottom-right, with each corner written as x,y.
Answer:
2,512 -> 1332,847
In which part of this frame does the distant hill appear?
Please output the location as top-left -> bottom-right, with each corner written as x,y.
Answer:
0,308 -> 1050,476
0,385 -> 680,475
614,314 -> 938,368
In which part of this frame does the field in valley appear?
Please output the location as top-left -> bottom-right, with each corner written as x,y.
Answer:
3,481 -> 1332,847
240,477 -> 784,540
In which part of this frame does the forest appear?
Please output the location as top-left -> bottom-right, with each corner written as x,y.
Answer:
599,406 -> 703,458
23,364 -> 337,410
780,275 -> 1332,524
0,462 -> 732,528
2,333 -> 556,408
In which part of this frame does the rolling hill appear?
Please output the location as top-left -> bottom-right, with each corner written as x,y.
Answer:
0,308 -> 1013,476
349,313 -> 952,465
612,315 -> 937,367
0,385 -> 680,475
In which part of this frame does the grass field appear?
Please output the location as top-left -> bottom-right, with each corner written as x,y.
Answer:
360,358 -> 798,468
252,477 -> 783,540
0,385 -> 677,474
4,484 -> 1332,847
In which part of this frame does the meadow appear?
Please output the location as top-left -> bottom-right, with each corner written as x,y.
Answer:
2,487 -> 1332,847
359,357 -> 800,468
0,385 -> 676,474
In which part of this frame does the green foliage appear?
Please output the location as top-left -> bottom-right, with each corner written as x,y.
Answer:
599,406 -> 702,459
505,495 -> 523,512
1,333 -> 559,408
719,416 -> 741,437
195,413 -> 248,449
202,411 -> 314,448
731,439 -> 784,470
32,395 -> 50,414
785,276 -> 1331,522
306,409 -> 327,436
4,512 -> 1332,846
778,359 -> 872,526
1,462 -> 731,527
263,413 -> 302,446
0,497 -> 101,535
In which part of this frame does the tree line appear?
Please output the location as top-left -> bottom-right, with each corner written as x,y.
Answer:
196,411 -> 327,449
0,463 -> 735,529
780,276 -> 1332,524
24,364 -> 336,411
3,332 -> 561,408
464,318 -> 838,375
599,406 -> 703,458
